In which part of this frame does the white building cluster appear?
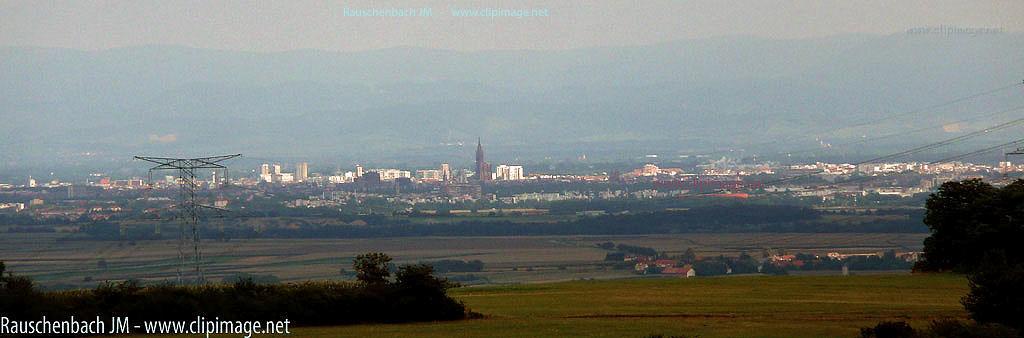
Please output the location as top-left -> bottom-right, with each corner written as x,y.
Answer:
495,165 -> 525,181
374,168 -> 412,181
259,162 -> 309,184
255,161 -> 521,185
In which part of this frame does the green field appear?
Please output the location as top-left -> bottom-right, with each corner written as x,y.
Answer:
1,233 -> 928,288
129,273 -> 967,337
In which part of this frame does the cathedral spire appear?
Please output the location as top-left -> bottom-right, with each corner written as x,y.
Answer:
476,137 -> 489,181
476,137 -> 484,163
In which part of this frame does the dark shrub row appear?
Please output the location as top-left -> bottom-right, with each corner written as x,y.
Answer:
0,254 -> 469,335
860,320 -> 1018,338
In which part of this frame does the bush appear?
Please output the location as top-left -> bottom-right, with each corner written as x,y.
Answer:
760,263 -> 788,275
604,252 -> 626,261
693,260 -> 729,276
926,319 -> 1019,337
616,244 -> 658,257
0,274 -> 44,319
221,272 -> 281,285
860,321 -> 915,338
860,320 -> 1019,338
962,253 -> 1024,331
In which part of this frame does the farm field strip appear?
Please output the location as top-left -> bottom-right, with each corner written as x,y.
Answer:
125,274 -> 965,338
0,233 -> 928,288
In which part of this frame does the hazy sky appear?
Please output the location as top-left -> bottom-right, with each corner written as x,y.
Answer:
1,0 -> 1021,51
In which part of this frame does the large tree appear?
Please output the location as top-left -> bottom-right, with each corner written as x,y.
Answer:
917,179 -> 1024,272
353,252 -> 392,286
918,179 -> 1024,330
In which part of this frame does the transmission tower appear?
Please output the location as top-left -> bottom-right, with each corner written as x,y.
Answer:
135,154 -> 241,284
1004,147 -> 1024,178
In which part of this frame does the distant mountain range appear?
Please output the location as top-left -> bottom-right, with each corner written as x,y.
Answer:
2,33 -> 1023,167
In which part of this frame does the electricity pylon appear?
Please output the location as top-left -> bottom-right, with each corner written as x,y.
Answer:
135,154 -> 241,284
1002,147 -> 1024,179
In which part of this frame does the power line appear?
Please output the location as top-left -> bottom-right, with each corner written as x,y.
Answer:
748,81 -> 1023,152
694,81 -> 1024,193
860,115 -> 1024,164
792,138 -> 1024,191
780,104 -> 1024,157
827,82 -> 1022,134
765,114 -> 1024,186
928,138 -> 1024,165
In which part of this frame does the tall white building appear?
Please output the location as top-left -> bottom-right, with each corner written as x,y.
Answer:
440,163 -> 451,182
296,162 -> 309,182
259,164 -> 273,183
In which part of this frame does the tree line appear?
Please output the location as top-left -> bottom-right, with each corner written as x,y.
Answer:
76,204 -> 927,241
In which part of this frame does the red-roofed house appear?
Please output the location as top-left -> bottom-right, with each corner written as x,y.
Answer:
654,259 -> 676,268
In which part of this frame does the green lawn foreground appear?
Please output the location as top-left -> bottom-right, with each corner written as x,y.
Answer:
132,273 -> 968,337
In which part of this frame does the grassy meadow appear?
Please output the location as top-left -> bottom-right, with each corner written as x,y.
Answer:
344,273 -> 967,337
126,273 -> 966,337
